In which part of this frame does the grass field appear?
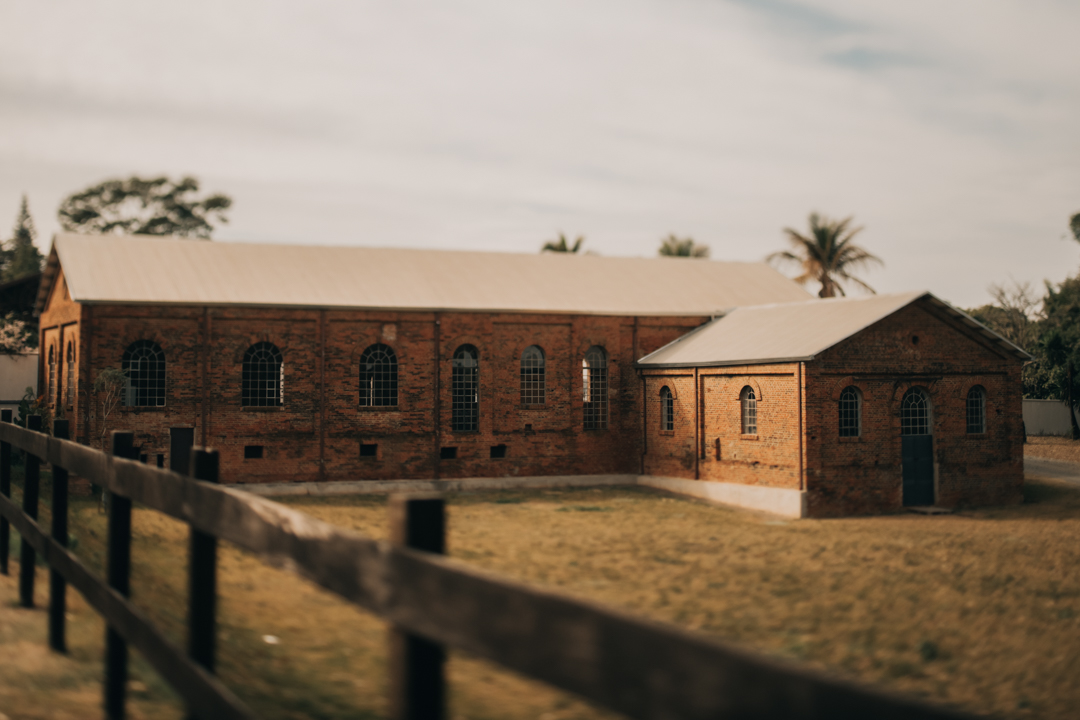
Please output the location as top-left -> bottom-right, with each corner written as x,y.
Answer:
2,466 -> 1080,719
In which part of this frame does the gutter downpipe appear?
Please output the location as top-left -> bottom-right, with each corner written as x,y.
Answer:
798,361 -> 805,492
433,314 -> 441,480
694,367 -> 700,480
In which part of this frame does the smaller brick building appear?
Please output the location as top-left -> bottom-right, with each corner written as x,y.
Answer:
637,292 -> 1030,517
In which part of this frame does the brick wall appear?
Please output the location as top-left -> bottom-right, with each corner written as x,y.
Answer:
39,294 -> 704,483
804,301 -> 1023,516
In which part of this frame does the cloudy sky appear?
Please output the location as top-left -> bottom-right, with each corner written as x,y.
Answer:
1,0 -> 1078,308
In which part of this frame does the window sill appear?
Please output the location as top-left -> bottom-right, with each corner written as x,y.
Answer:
242,406 -> 285,412
358,405 -> 400,412
120,406 -> 166,413
966,432 -> 987,437
658,430 -> 675,436
740,434 -> 758,441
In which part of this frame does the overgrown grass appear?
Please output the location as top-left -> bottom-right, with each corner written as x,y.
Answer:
3,474 -> 1080,719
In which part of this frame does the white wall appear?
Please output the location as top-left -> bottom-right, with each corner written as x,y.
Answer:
1023,399 -> 1077,437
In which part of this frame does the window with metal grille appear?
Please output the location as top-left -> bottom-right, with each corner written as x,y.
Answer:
520,345 -> 545,405
740,386 -> 757,435
359,343 -> 398,407
122,340 -> 166,407
65,342 -> 75,405
966,386 -> 986,434
452,345 -> 479,432
242,342 -> 284,407
839,386 -> 861,437
47,345 -> 57,403
900,388 -> 930,435
582,346 -> 608,430
660,386 -> 674,431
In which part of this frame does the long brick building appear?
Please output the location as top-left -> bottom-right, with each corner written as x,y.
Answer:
35,233 -> 1028,516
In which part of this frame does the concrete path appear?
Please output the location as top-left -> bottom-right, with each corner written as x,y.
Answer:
1025,456 -> 1080,485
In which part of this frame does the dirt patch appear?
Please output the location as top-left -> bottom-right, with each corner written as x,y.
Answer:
2,480 -> 1080,719
1026,436 -> 1080,464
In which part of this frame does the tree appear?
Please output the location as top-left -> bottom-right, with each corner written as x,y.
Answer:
93,367 -> 127,451
965,280 -> 1041,352
0,312 -> 35,353
658,234 -> 709,258
2,195 -> 44,283
767,213 -> 882,297
1070,211 -> 1080,243
58,175 -> 232,239
541,233 -> 585,253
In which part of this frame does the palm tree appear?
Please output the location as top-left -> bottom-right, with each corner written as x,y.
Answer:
541,233 -> 585,253
767,213 -> 882,298
658,234 -> 709,258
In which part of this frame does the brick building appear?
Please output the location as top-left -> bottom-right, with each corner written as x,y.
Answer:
638,292 -> 1029,517
35,234 -> 1027,517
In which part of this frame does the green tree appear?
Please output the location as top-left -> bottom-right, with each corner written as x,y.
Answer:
2,195 -> 44,282
1070,211 -> 1080,242
767,212 -> 882,297
58,175 -> 232,239
658,234 -> 709,258
541,233 -> 585,253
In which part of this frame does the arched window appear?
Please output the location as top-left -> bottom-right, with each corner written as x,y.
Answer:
122,340 -> 166,407
359,344 -> 398,407
452,345 -> 479,432
900,388 -> 931,435
839,386 -> 861,437
242,342 -> 284,407
582,346 -> 608,430
966,386 -> 986,434
520,346 -> 545,405
65,342 -> 75,405
47,345 -> 57,403
740,386 -> 757,435
660,386 -> 674,431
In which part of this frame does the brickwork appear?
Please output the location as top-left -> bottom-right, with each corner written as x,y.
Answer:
641,299 -> 1024,517
39,290 -> 702,483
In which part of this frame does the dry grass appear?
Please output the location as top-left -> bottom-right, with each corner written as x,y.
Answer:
2,477 -> 1080,719
1025,436 -> 1080,464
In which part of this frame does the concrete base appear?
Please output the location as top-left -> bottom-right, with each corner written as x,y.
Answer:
237,473 -> 807,518
637,476 -> 806,518
238,474 -> 636,496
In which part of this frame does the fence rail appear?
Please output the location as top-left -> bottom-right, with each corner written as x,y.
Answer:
0,416 -> 980,720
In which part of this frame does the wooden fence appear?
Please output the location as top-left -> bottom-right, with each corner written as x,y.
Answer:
0,412 -> 981,720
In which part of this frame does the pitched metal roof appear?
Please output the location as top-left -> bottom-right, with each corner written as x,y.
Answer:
636,291 -> 1032,367
38,233 -> 811,316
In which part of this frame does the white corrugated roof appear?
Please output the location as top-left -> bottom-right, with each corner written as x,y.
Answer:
39,233 -> 811,316
637,291 -> 1031,366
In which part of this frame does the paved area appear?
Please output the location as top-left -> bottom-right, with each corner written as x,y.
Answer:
1025,456 -> 1080,484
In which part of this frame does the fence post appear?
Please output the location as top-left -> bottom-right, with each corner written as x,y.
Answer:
49,418 -> 70,653
388,493 -> 446,720
105,430 -> 136,720
0,408 -> 11,576
19,415 -> 42,608
188,448 -> 219,679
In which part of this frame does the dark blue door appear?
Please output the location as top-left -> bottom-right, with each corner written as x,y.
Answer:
902,435 -> 934,506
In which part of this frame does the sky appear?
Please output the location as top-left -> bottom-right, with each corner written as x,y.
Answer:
1,0 -> 1078,309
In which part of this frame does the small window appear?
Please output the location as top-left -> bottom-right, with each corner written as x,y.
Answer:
839,386 -> 861,437
360,443 -> 379,458
966,386 -> 986,434
900,388 -> 931,436
65,342 -> 75,405
242,342 -> 284,407
440,446 -> 458,460
520,346 -> 545,405
583,346 -> 609,430
244,445 -> 264,459
740,386 -> 757,435
122,340 -> 167,407
490,444 -> 507,459
48,345 -> 57,403
452,345 -> 479,432
660,386 -> 674,432
359,344 -> 398,407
